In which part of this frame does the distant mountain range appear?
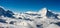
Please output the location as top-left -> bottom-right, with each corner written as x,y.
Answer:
0,7 -> 60,28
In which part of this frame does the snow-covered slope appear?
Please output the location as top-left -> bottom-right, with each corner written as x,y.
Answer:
0,7 -> 60,28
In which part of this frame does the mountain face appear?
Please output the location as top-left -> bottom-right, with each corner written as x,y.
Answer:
38,8 -> 48,16
39,8 -> 58,19
46,10 -> 58,19
0,7 -> 14,18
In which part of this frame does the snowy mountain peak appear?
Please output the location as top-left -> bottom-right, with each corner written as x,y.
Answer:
38,8 -> 58,19
41,8 -> 48,11
39,8 -> 48,12
38,8 -> 48,17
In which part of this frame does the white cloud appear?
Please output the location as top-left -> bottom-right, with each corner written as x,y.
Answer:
0,7 -> 60,28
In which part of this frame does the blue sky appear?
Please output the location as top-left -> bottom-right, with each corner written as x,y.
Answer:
0,0 -> 60,12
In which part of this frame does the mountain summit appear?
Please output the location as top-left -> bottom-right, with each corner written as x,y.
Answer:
38,8 -> 58,19
38,8 -> 48,16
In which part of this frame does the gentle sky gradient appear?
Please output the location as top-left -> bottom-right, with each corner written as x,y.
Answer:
0,0 -> 60,12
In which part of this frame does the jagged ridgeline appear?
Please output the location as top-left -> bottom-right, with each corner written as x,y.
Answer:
0,7 -> 14,18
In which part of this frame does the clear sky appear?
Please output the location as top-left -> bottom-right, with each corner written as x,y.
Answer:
0,0 -> 60,12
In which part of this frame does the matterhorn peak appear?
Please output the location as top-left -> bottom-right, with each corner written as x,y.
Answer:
38,8 -> 48,17
38,8 -> 58,19
41,7 -> 48,11
38,8 -> 48,13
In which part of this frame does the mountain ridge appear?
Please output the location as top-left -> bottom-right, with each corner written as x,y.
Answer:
0,7 -> 60,28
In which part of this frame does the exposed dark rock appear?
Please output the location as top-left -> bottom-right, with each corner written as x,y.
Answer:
0,19 -> 6,23
0,7 -> 15,18
54,22 -> 60,26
